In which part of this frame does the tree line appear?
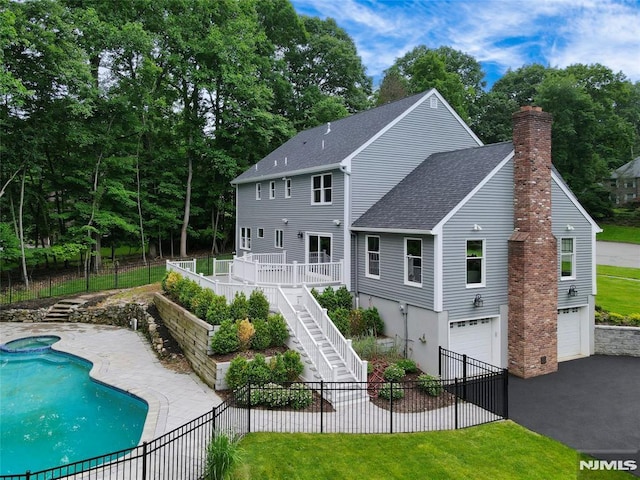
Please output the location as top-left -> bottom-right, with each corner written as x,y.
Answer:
1,0 -> 638,284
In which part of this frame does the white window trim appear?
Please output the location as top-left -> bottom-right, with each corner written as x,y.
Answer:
269,180 -> 276,199
285,178 -> 292,199
311,173 -> 332,205
240,227 -> 251,251
404,237 -> 422,287
275,229 -> 284,249
255,183 -> 261,200
465,238 -> 486,288
365,235 -> 380,279
560,237 -> 576,280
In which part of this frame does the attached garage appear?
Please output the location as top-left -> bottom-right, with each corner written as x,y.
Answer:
448,317 -> 496,368
557,307 -> 583,360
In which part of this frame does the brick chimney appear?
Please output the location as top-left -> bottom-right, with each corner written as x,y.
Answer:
508,106 -> 558,378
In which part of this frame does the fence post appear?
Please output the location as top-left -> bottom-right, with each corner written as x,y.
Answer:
114,262 -> 119,289
148,262 -> 151,284
141,441 -> 147,480
25,470 -> 30,480
438,346 -> 442,377
293,261 -> 298,287
389,381 -> 394,434
502,369 -> 509,419
247,384 -> 251,434
454,378 -> 459,429
320,381 -> 324,433
49,276 -> 52,298
462,354 -> 467,401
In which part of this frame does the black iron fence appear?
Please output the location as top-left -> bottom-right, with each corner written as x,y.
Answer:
1,364 -> 507,479
0,255 -> 222,307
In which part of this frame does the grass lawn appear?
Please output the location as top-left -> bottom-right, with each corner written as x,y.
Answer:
597,224 -> 640,244
230,421 -> 632,480
596,265 -> 640,315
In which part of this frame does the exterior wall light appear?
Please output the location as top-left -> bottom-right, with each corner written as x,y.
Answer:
473,294 -> 484,307
333,219 -> 341,226
282,218 -> 288,224
297,231 -> 304,239
568,285 -> 578,297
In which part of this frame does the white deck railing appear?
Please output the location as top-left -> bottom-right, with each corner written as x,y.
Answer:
301,286 -> 368,382
232,256 -> 343,286
168,259 -> 197,273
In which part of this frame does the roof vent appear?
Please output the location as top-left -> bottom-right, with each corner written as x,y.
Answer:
274,159 -> 277,166
325,122 -> 331,134
430,97 -> 438,109
284,157 -> 287,165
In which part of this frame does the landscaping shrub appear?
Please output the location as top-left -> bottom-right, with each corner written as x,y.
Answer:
281,350 -> 304,381
260,383 -> 290,408
629,313 -> 640,327
248,289 -> 270,321
383,364 -> 405,382
334,286 -> 353,310
349,309 -> 368,337
229,292 -> 249,321
226,356 -> 249,390
608,312 -> 625,325
417,374 -> 442,397
206,295 -> 230,326
245,354 -> 271,385
234,384 -> 262,407
269,354 -> 288,384
191,288 -> 216,321
363,307 -> 384,336
329,307 -> 351,337
288,383 -> 313,409
178,279 -> 201,310
237,318 -> 255,351
210,320 -> 240,355
378,382 -> 404,400
267,313 -> 289,347
161,271 -> 181,298
318,286 -> 337,311
352,335 -> 378,360
204,430 -> 242,480
250,318 -> 271,351
396,359 -> 418,374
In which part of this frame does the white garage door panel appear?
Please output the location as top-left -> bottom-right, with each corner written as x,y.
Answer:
449,318 -> 493,365
558,308 -> 581,359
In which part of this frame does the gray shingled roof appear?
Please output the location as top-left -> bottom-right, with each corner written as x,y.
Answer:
352,142 -> 515,231
232,91 -> 432,184
611,156 -> 640,179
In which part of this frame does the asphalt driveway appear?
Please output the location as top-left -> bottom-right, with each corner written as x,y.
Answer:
509,355 -> 640,475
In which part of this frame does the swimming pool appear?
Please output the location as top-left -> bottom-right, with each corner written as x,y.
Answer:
0,336 -> 149,475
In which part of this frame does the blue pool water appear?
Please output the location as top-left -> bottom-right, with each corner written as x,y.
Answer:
0,336 -> 148,475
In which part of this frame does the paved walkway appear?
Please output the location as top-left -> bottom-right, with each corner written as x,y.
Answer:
596,241 -> 640,268
0,322 -> 223,441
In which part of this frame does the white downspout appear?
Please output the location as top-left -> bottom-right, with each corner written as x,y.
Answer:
340,164 -> 351,291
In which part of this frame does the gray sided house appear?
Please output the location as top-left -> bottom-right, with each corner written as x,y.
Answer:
232,92 -> 600,379
608,156 -> 640,205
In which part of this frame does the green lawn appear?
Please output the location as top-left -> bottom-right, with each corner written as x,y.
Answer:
597,224 -> 640,244
230,421 -> 632,480
596,265 -> 640,315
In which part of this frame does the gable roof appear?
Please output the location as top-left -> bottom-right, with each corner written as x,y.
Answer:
611,156 -> 640,179
352,142 -> 515,232
232,90 -> 480,184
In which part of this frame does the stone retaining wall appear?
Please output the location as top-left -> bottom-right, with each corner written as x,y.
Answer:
595,325 -> 640,357
153,293 -> 218,388
1,303 -> 166,359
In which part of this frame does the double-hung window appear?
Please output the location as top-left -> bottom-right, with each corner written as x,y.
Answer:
466,240 -> 484,286
285,178 -> 292,198
405,238 -> 422,286
255,183 -> 261,200
275,229 -> 284,249
561,238 -> 575,279
311,173 -> 332,204
240,227 -> 251,250
257,228 -> 264,239
269,180 -> 276,199
366,235 -> 380,278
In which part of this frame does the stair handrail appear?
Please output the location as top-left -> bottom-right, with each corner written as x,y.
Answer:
275,286 -> 337,382
301,285 -> 367,382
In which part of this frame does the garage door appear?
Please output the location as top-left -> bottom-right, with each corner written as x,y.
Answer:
558,307 -> 581,359
449,318 -> 493,367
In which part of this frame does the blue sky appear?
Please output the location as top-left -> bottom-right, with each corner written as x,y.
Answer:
290,0 -> 640,89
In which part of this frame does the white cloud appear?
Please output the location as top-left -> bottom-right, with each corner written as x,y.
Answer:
291,0 -> 640,84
